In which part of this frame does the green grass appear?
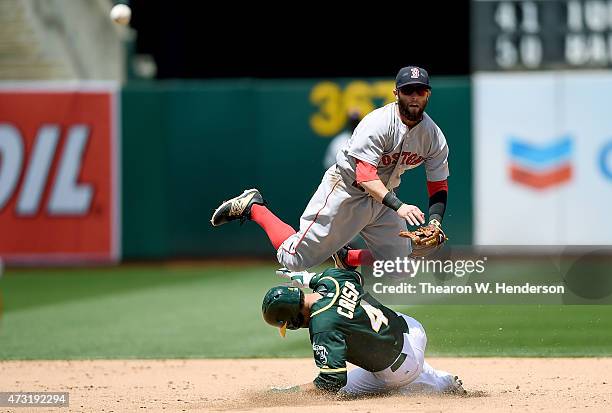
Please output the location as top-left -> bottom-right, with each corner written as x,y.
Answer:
1,263 -> 611,359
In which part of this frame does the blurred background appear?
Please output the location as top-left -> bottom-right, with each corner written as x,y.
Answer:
0,0 -> 474,263
0,0 -> 611,360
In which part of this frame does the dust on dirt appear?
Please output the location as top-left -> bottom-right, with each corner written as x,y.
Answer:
0,358 -> 610,412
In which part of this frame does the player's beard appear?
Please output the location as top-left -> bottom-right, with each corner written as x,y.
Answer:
398,97 -> 428,122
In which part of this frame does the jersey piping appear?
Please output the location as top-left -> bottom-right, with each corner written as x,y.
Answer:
310,276 -> 341,317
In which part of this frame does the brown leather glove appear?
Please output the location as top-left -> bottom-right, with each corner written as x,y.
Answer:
399,219 -> 448,257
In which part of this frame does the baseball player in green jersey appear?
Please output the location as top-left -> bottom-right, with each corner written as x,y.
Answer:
262,267 -> 465,395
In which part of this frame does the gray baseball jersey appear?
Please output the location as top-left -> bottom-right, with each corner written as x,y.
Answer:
277,102 -> 450,273
336,102 -> 449,191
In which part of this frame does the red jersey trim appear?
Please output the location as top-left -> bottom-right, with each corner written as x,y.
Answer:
356,159 -> 380,184
426,179 -> 448,197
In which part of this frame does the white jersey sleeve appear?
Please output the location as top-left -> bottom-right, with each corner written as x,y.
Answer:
345,109 -> 390,167
424,126 -> 450,182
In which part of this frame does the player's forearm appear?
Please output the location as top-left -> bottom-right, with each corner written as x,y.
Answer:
359,179 -> 390,203
428,190 -> 447,223
354,159 -> 389,202
426,180 -> 448,224
360,180 -> 425,225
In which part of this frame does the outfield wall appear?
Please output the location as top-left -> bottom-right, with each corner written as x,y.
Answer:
0,77 -> 472,262
5,73 -> 612,262
120,78 -> 473,259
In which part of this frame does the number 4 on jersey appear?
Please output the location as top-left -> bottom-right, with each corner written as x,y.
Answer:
362,303 -> 389,333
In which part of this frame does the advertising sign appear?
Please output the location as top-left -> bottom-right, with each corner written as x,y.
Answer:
0,83 -> 120,263
475,72 -> 612,244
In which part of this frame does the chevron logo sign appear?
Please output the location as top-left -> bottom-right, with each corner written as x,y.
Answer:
508,136 -> 573,190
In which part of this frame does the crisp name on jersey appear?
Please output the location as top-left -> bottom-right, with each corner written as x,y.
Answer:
337,281 -> 359,319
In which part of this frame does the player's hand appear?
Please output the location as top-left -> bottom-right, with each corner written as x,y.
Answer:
396,204 -> 425,226
276,268 -> 315,288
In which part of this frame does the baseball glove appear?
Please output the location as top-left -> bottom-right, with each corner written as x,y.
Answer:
399,219 -> 448,258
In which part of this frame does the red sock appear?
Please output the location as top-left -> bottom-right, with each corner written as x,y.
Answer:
347,249 -> 374,266
250,204 -> 296,250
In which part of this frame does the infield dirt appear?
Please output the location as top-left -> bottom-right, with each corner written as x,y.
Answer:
1,358 -> 610,412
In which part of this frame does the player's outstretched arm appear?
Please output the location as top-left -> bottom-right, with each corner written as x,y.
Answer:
354,158 -> 425,225
359,178 -> 390,202
360,180 -> 425,226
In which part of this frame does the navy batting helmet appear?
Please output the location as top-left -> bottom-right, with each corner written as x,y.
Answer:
262,286 -> 304,337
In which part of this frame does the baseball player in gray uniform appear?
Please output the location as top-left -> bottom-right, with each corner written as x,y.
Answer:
211,66 -> 449,273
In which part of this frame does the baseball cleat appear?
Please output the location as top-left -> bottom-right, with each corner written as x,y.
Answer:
332,245 -> 358,271
444,375 -> 467,395
210,188 -> 265,226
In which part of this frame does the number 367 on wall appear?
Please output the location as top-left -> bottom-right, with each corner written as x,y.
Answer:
309,80 -> 395,137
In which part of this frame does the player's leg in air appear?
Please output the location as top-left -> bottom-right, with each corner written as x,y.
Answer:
210,188 -> 296,252
210,169 -> 377,271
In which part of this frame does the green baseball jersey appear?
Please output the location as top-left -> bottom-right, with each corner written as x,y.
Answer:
307,268 -> 408,392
